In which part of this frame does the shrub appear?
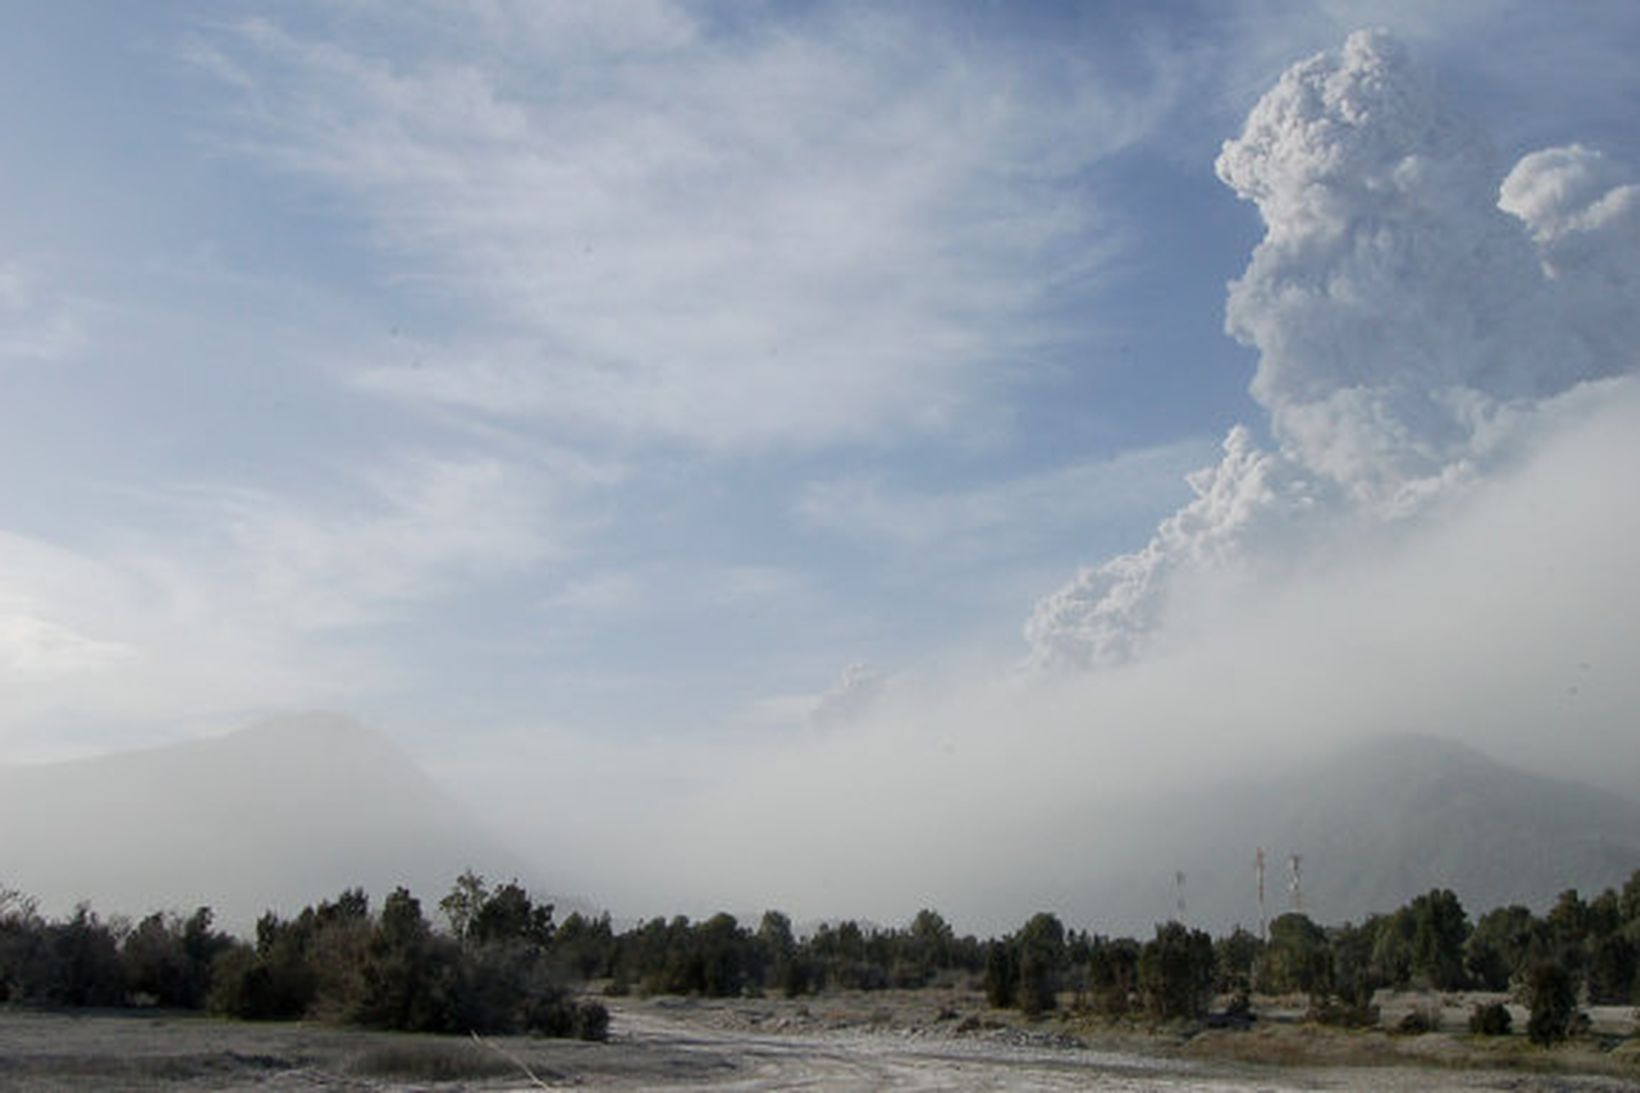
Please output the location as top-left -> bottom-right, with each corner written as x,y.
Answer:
1312,999 -> 1379,1028
1395,999 -> 1440,1035
1015,913 -> 1065,1017
1138,922 -> 1216,1021
1468,1001 -> 1512,1036
347,1042 -> 515,1082
1586,934 -> 1638,1005
1525,960 -> 1578,1046
983,941 -> 1015,1008
574,999 -> 611,1041
41,905 -> 126,1007
122,907 -> 227,1009
1259,914 -> 1331,1003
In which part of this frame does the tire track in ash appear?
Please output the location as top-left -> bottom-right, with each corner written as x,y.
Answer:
607,1004 -> 1285,1091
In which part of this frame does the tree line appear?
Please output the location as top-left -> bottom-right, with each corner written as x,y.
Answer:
4,869 -> 1639,1047
972,873 -> 1640,1046
0,874 -> 606,1039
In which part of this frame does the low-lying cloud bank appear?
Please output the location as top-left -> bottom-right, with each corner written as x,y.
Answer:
447,31 -> 1640,934
605,374 -> 1640,934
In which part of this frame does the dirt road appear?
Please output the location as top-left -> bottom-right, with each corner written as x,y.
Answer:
1,999 -> 1636,1090
604,1001 -> 1637,1092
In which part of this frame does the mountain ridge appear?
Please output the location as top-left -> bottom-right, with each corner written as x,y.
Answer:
0,713 -> 548,931
1080,732 -> 1640,933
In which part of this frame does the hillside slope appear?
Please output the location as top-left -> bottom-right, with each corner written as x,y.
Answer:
0,713 -> 539,930
1086,734 -> 1640,932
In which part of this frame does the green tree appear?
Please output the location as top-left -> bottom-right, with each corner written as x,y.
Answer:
554,911 -> 615,982
984,938 -> 1016,1008
1213,927 -> 1262,996
1138,922 -> 1215,1021
43,904 -> 125,1007
468,880 -> 554,950
1409,889 -> 1469,990
122,908 -> 226,1009
1015,912 -> 1065,1017
1585,932 -> 1637,1005
354,887 -> 458,1032
1327,921 -> 1379,1009
696,913 -> 748,997
1086,935 -> 1140,1015
754,910 -> 800,996
439,869 -> 488,943
1368,908 -> 1414,988
1465,905 -> 1542,991
904,909 -> 955,985
1259,913 -> 1330,1003
1619,869 -> 1640,926
1525,959 -> 1578,1047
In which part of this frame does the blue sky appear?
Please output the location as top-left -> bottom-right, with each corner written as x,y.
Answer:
4,2 -> 1640,919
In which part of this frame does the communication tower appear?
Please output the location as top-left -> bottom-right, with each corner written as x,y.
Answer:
1287,852 -> 1304,914
1255,848 -> 1267,939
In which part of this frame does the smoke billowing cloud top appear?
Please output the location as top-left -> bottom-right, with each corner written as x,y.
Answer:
434,30 -> 1640,935
1027,30 -> 1639,672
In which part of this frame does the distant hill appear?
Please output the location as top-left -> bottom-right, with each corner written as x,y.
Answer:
0,713 -> 545,932
1084,733 -> 1640,933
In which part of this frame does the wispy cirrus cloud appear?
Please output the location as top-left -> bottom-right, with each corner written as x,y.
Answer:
157,457 -> 564,629
796,438 -> 1216,561
0,260 -> 88,363
190,2 -> 1184,450
0,449 -> 583,753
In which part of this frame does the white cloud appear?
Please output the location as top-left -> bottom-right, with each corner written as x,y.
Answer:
195,4 -> 1181,450
1026,29 -> 1640,670
0,261 -> 88,362
0,451 -> 575,751
1500,144 -> 1640,372
808,661 -> 887,731
176,453 -> 565,630
541,571 -> 643,616
0,615 -> 134,680
1025,426 -> 1334,668
796,439 -> 1215,561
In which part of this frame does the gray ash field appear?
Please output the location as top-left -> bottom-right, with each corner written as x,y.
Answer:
4,993 -> 1637,1091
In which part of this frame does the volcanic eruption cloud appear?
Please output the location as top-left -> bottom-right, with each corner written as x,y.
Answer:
1027,29 -> 1640,673
580,31 -> 1640,931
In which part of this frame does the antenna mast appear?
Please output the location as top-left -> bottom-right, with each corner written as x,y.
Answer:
1287,852 -> 1304,915
1255,848 -> 1267,940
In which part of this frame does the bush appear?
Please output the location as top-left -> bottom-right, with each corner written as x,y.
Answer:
41,905 -> 125,1007
207,940 -> 314,1020
1015,913 -> 1065,1017
983,941 -> 1015,1008
1525,960 -> 1578,1046
1586,934 -> 1638,1005
1468,1001 -> 1512,1036
347,1042 -> 515,1082
1395,1001 -> 1439,1035
1259,914 -> 1330,1003
1138,922 -> 1216,1021
122,908 -> 228,1009
1311,999 -> 1379,1028
574,999 -> 611,1041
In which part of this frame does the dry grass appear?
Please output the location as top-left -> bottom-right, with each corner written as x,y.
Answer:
0,1049 -> 298,1091
345,1038 -> 520,1081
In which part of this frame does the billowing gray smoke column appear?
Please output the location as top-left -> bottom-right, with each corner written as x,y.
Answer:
1027,29 -> 1640,672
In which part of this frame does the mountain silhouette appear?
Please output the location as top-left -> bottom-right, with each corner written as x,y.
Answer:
0,713 -> 543,931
